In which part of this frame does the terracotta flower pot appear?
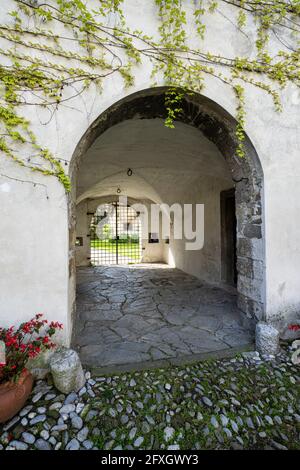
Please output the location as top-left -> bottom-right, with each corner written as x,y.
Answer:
0,369 -> 34,423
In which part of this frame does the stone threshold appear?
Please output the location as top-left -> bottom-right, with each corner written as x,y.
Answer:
88,343 -> 255,375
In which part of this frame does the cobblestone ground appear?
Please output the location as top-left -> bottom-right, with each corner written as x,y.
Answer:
75,265 -> 254,369
0,346 -> 299,450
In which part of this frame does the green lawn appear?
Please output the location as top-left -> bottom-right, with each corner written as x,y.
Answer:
91,239 -> 141,260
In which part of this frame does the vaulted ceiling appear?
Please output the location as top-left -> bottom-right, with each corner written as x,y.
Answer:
76,118 -> 232,204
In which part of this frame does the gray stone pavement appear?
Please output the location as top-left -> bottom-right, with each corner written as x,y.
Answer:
74,264 -> 254,371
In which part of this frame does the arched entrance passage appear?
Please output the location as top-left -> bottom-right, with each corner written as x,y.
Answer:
70,88 -> 264,368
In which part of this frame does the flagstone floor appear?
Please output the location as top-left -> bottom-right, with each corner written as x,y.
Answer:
74,264 -> 254,371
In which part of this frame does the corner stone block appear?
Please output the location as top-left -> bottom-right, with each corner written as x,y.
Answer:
255,322 -> 279,355
50,348 -> 85,394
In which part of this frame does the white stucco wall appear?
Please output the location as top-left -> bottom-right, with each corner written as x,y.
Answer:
164,176 -> 233,284
0,165 -> 71,343
0,0 -> 300,341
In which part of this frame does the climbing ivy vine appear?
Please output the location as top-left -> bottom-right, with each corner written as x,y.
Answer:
0,0 -> 299,191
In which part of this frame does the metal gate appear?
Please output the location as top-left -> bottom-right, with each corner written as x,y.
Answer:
90,202 -> 142,266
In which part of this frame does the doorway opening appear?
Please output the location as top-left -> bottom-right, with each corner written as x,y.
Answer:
90,202 -> 142,266
221,189 -> 237,286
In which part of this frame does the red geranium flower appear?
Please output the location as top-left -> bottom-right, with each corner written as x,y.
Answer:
288,324 -> 300,331
0,314 -> 63,384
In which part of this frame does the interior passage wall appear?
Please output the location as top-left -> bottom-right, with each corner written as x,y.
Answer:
163,175 -> 233,284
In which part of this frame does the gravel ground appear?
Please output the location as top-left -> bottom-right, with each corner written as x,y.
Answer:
0,345 -> 299,450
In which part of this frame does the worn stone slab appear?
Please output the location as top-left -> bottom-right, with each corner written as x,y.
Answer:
74,264 -> 254,369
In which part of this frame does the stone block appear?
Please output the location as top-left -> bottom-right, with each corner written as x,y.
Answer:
237,237 -> 263,261
237,274 -> 264,303
50,348 -> 85,394
237,257 -> 264,281
255,322 -> 279,355
291,340 -> 300,365
237,293 -> 259,320
243,223 -> 262,239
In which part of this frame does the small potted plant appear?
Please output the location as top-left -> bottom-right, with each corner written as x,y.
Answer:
0,314 -> 63,423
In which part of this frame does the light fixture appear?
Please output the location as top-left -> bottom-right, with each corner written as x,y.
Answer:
127,168 -> 133,176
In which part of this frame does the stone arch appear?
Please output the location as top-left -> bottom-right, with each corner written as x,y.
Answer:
70,87 -> 265,328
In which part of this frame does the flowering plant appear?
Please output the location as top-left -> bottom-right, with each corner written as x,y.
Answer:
288,324 -> 300,333
0,314 -> 63,384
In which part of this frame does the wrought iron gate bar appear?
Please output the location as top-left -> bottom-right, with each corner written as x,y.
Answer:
90,202 -> 142,266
